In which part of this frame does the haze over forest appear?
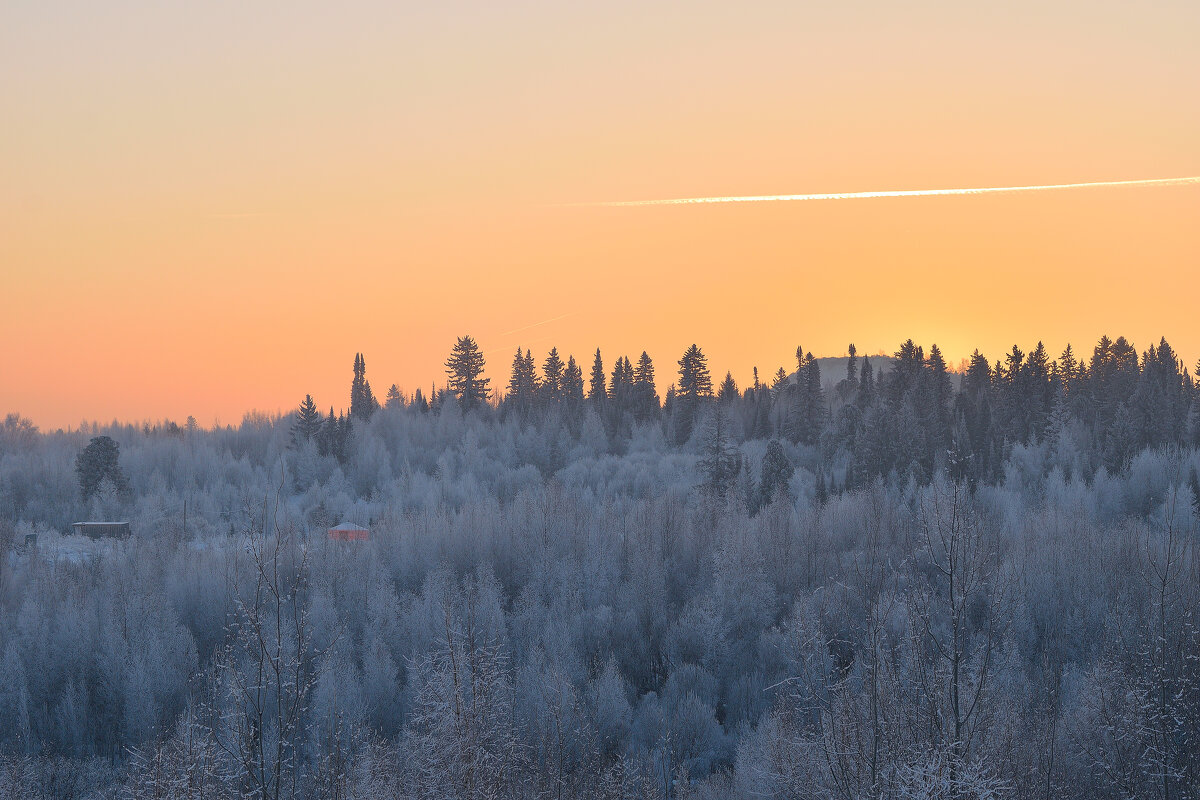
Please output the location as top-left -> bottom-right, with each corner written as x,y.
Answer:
2,332 -> 1200,798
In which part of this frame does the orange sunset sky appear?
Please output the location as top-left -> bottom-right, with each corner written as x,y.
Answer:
3,0 -> 1198,430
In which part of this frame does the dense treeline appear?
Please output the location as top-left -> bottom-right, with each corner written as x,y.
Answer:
1,334 -> 1199,799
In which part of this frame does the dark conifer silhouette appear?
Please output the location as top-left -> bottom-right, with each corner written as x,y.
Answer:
698,406 -> 740,497
292,394 -> 323,445
75,435 -> 130,502
317,407 -> 352,463
350,353 -> 379,421
385,384 -> 402,409
562,355 -> 585,408
717,371 -> 738,405
541,347 -> 564,404
507,348 -> 538,419
759,438 -> 793,506
631,351 -> 659,421
445,335 -> 490,410
588,348 -> 606,403
675,344 -> 713,443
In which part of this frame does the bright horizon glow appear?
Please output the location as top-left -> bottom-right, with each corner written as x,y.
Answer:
2,0 -> 1198,429
590,176 -> 1200,207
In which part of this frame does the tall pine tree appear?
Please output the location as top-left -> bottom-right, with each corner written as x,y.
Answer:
562,355 -> 585,407
292,394 -> 323,446
445,335 -> 491,410
350,353 -> 379,421
541,347 -> 565,403
588,348 -> 607,403
507,348 -> 538,418
717,371 -> 738,405
609,356 -> 634,417
385,384 -> 403,409
698,405 -> 741,498
348,352 -> 379,422
631,351 -> 659,421
675,344 -> 713,444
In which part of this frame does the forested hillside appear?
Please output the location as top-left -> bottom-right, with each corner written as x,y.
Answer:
1,334 -> 1198,799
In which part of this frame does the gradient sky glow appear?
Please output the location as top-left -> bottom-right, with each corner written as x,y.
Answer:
3,0 -> 1198,429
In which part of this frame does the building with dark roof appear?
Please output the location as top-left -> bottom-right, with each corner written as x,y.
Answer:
71,522 -> 131,539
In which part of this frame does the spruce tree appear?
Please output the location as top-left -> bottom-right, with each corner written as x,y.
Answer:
524,349 -> 537,393
837,343 -> 859,403
542,347 -> 565,403
677,344 -> 713,402
752,386 -> 773,440
1045,385 -> 1072,462
994,344 -> 1028,444
507,348 -> 538,417
1131,337 -> 1187,449
444,335 -> 491,410
675,344 -> 713,444
385,384 -> 402,409
335,412 -> 352,463
609,356 -> 634,418
350,353 -> 379,421
962,351 -> 992,397
759,438 -> 793,506
1027,341 -> 1053,435
857,355 -> 874,407
717,371 -> 738,405
785,351 -> 824,445
75,435 -> 130,503
891,339 -> 925,403
588,348 -> 607,403
663,384 -> 676,415
317,407 -> 337,458
772,367 -> 789,399
562,355 -> 585,407
631,351 -> 659,421
1059,344 -> 1079,396
412,387 -> 430,413
923,344 -> 952,459
698,405 -> 741,498
292,394 -> 323,445
507,348 -> 522,404
365,380 -> 377,411
898,345 -> 946,476
803,354 -> 825,440
957,351 -> 996,482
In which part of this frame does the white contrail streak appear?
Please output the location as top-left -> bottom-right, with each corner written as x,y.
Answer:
590,176 -> 1200,207
500,312 -> 575,337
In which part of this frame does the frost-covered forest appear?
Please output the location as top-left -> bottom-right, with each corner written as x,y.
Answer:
2,335 -> 1199,799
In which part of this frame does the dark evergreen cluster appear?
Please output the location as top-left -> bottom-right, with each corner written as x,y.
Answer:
397,334 -> 1199,488
291,335 -> 1199,510
73,435 -> 130,503
288,334 -> 1198,517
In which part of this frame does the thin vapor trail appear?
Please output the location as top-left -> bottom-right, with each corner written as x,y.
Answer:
500,312 -> 575,337
588,175 -> 1200,207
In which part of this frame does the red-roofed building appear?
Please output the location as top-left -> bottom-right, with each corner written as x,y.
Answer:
328,522 -> 369,542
